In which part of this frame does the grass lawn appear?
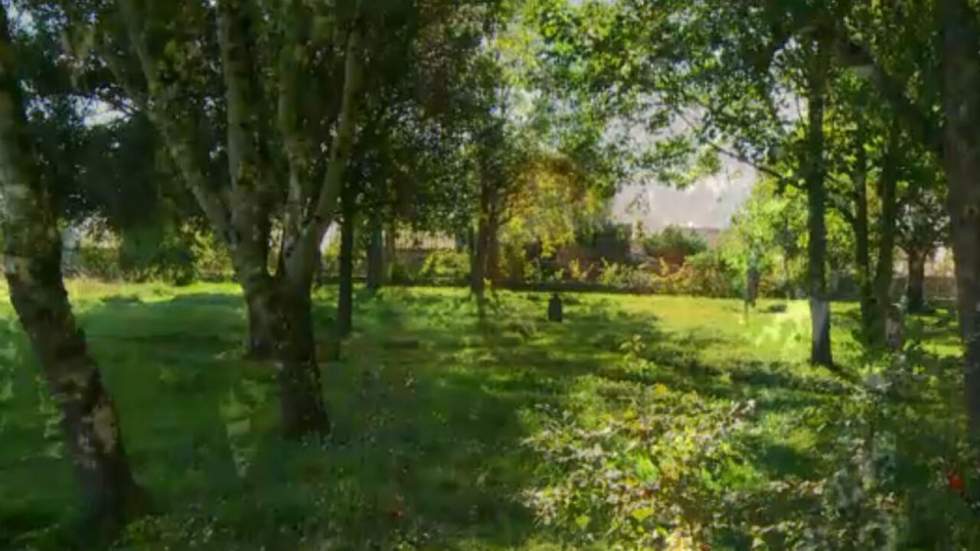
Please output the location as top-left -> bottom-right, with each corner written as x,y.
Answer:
0,282 -> 968,549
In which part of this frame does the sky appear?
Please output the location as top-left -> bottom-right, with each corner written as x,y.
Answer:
611,158 -> 756,231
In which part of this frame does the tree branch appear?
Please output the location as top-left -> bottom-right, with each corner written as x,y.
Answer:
277,0 -> 312,256
829,28 -> 943,157
216,0 -> 275,278
115,0 -> 234,244
285,20 -> 364,285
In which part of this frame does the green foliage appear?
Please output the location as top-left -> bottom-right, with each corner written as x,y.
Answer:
118,226 -> 194,286
564,255 -> 741,298
680,251 -> 741,298
641,225 -> 708,263
722,178 -> 856,299
594,260 -> 648,290
419,250 -> 470,284
0,284 -> 972,549
524,382 -> 755,548
71,227 -> 233,285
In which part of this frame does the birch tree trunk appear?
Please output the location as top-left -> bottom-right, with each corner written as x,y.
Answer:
0,6 -> 143,531
115,0 -> 365,437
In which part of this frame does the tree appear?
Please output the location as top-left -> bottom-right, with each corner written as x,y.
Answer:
530,0 -> 854,366
0,3 -> 143,532
829,0 -> 980,430
897,179 -> 948,313
47,0 -> 499,438
330,4 -> 499,329
822,77 -> 913,347
460,5 -> 627,297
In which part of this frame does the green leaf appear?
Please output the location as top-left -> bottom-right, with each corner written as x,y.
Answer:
574,514 -> 591,530
635,455 -> 659,482
631,507 -> 654,522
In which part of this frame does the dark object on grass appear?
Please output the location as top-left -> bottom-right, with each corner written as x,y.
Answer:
548,293 -> 563,322
101,295 -> 142,305
763,303 -> 788,313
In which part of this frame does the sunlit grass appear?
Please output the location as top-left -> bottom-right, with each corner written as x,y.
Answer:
0,283 -> 964,549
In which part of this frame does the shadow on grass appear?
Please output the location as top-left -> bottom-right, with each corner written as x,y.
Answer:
0,287 -> 868,549
0,289 -> 547,550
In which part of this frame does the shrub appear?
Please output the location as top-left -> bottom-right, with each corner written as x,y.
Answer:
523,330 -> 980,550
642,226 -> 708,264
677,250 -> 740,297
76,245 -> 124,280
523,380 -> 755,548
596,260 -> 652,290
189,229 -> 234,282
419,250 -> 469,284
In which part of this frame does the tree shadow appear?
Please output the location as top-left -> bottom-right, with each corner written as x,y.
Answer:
0,287 -> 865,549
0,288 -> 549,549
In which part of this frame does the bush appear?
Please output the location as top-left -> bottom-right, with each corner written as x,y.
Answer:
674,250 -> 740,297
642,225 -> 708,263
596,260 -> 652,290
419,250 -> 470,284
68,226 -> 233,285
76,245 -> 124,280
523,376 -> 755,548
523,332 -> 980,550
189,230 -> 234,282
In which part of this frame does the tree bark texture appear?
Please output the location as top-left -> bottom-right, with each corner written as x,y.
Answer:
366,219 -> 384,292
337,184 -> 355,338
805,34 -> 833,367
0,6 -> 143,530
870,125 -> 900,345
906,249 -> 928,313
941,0 -> 980,432
115,0 -> 366,438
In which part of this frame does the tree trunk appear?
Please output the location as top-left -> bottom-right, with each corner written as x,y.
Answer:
472,176 -> 501,297
805,34 -> 833,367
366,219 -> 384,292
941,0 -> 980,432
245,292 -> 276,359
384,222 -> 397,283
244,282 -> 328,438
851,135 -> 876,341
337,184 -> 355,338
871,125 -> 900,345
6,274 -> 145,530
487,220 -> 502,283
907,249 -> 928,313
471,218 -> 489,296
0,4 -> 144,530
782,250 -> 793,300
467,225 -> 477,290
275,289 -> 328,438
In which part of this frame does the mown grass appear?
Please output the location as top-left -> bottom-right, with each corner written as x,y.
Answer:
0,283 -> 964,549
